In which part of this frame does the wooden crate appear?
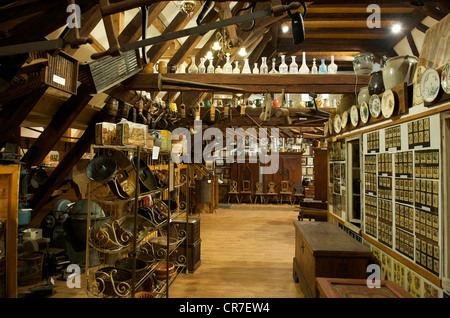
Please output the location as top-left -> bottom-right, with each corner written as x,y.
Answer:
44,52 -> 79,94
174,239 -> 201,273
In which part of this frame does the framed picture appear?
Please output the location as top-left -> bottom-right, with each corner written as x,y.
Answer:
215,167 -> 223,174
307,157 -> 314,166
222,167 -> 231,179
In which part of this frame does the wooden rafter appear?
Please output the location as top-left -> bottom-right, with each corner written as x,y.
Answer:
146,2 -> 202,63
21,83 -> 94,170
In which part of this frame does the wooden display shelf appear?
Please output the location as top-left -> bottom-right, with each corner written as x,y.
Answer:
329,81 -> 410,137
124,73 -> 369,94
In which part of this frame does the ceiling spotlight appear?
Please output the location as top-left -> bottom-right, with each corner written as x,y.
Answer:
392,23 -> 402,34
212,41 -> 221,51
282,23 -> 289,33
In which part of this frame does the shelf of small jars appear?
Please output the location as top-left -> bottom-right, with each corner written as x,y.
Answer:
125,73 -> 370,94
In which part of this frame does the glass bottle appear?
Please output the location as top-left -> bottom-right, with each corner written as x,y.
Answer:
252,63 -> 259,74
289,56 -> 298,74
318,59 -> 327,74
233,61 -> 240,74
223,53 -> 233,74
299,52 -> 309,74
260,57 -> 269,74
279,55 -> 288,74
198,57 -> 206,73
242,59 -> 251,74
188,57 -> 198,73
215,64 -> 223,73
269,58 -> 278,74
328,55 -> 338,74
311,58 -> 318,74
207,59 -> 215,73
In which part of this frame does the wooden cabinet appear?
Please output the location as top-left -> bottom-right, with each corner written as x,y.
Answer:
293,221 -> 373,298
0,165 -> 20,298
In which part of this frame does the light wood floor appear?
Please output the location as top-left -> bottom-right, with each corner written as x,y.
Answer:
44,204 -> 304,298
169,204 -> 305,298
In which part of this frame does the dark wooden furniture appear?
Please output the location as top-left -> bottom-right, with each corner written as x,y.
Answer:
298,208 -> 328,222
279,181 -> 293,204
240,180 -> 252,203
293,221 -> 373,298
264,152 -> 302,199
316,277 -> 412,298
313,147 -> 328,202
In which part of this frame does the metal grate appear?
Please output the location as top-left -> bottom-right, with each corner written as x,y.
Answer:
83,50 -> 142,94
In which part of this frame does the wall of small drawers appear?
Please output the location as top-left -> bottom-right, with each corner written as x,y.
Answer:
362,113 -> 441,277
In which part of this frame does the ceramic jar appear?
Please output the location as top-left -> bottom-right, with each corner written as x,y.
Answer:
353,53 -> 375,75
382,55 -> 418,90
358,86 -> 370,104
368,70 -> 385,95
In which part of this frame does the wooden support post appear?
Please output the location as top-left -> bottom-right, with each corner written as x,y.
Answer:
28,103 -> 117,228
21,83 -> 94,170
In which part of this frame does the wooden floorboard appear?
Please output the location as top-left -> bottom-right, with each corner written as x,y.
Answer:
43,203 -> 305,298
169,204 -> 305,298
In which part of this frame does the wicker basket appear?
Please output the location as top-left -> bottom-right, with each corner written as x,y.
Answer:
115,257 -> 148,281
17,251 -> 44,286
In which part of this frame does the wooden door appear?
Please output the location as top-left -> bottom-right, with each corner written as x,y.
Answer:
264,152 -> 302,194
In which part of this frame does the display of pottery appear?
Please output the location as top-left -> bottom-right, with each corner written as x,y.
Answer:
369,94 -> 381,118
334,114 -> 342,134
360,102 -> 370,123
341,110 -> 348,129
350,105 -> 359,127
368,70 -> 385,95
382,55 -> 418,90
381,89 -> 395,118
358,86 -> 370,104
353,53 -> 375,75
338,93 -> 357,114
420,68 -> 441,103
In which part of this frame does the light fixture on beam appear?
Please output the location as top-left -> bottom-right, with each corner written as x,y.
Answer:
281,22 -> 289,33
178,1 -> 196,16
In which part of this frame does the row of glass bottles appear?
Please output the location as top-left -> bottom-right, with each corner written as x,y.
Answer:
187,52 -> 338,74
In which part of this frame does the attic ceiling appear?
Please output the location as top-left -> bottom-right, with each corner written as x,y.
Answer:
0,1 -> 448,130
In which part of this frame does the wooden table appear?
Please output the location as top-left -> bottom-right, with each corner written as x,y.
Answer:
316,277 -> 413,298
293,221 -> 373,298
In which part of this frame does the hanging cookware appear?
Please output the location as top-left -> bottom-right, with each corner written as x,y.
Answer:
288,2 -> 307,44
85,155 -> 117,183
131,157 -> 159,192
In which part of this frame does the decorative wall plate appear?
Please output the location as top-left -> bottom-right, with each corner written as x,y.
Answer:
328,118 -> 333,134
413,65 -> 426,106
381,89 -> 395,118
324,121 -> 329,136
350,105 -> 359,127
341,110 -> 348,129
420,68 -> 440,103
360,102 -> 370,123
442,59 -> 450,94
334,114 -> 342,134
369,94 -> 381,118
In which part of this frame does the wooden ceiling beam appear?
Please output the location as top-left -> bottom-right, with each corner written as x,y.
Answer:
249,31 -> 272,66
146,2 -> 202,63
117,2 -> 168,45
216,1 -> 239,47
21,83 -> 94,171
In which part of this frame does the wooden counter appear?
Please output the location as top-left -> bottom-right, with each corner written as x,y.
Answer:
293,221 -> 373,298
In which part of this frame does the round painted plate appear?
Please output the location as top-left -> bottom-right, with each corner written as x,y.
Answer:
324,121 -> 329,137
381,89 -> 395,118
360,102 -> 370,124
413,65 -> 426,105
442,59 -> 450,94
420,68 -> 440,103
369,94 -> 381,118
350,105 -> 359,127
341,110 -> 348,129
334,114 -> 342,134
328,118 -> 333,134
